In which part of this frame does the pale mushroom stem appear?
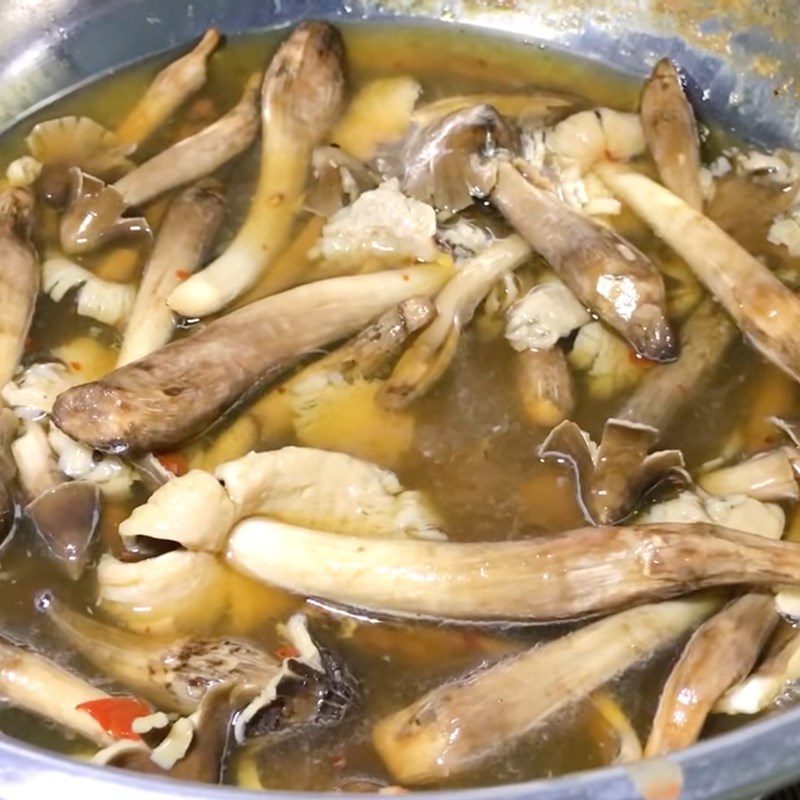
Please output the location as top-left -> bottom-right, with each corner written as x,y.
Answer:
115,29 -> 222,148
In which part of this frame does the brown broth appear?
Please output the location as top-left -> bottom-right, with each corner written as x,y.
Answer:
0,21 -> 797,793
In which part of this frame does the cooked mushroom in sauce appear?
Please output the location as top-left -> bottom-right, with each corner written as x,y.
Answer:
1,20 -> 800,792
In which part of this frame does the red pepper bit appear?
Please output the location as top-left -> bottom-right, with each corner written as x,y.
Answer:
76,697 -> 151,741
175,269 -> 190,280
155,451 -> 189,477
70,361 -> 82,371
274,645 -> 301,661
24,336 -> 37,352
627,349 -> 656,369
329,752 -> 347,770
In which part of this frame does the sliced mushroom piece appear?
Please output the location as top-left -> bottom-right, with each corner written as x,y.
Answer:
645,592 -> 778,756
715,623 -> 800,715
379,235 -> 532,409
59,74 -> 259,254
699,447 -> 799,502
115,29 -> 221,148
493,161 -> 676,362
597,163 -> 800,383
0,637 -> 120,746
515,347 -> 575,427
305,145 -> 378,217
0,188 -> 38,387
616,298 -> 738,431
167,22 -> 346,317
401,104 -> 519,215
227,518 -> 800,623
51,262 -> 452,454
11,420 -> 62,500
118,179 -> 226,366
44,596 -> 277,714
372,596 -> 716,784
27,481 -> 100,580
640,58 -> 704,211
540,418 -> 687,525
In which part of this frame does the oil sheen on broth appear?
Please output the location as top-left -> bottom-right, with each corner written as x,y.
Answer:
0,22 -> 798,793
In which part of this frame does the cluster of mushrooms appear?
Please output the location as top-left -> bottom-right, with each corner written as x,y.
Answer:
1,18 -> 800,790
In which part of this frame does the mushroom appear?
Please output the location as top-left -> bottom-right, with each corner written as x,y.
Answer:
118,179 -> 226,365
167,22 -> 346,317
372,595 -> 716,785
119,446 -> 446,554
51,262 -> 452,454
115,29 -> 221,149
616,297 -> 738,431
539,418 -> 687,525
492,160 -> 676,362
305,145 -> 378,217
640,58 -> 704,211
597,162 -> 800,384
0,637 -> 124,746
715,624 -> 800,715
698,447 -> 799,502
645,592 -> 779,756
96,550 -> 229,635
0,188 -> 38,387
43,254 -> 137,327
59,73 -> 259,254
226,518 -> 800,623
379,235 -> 532,409
515,348 -> 575,427
11,421 -> 100,579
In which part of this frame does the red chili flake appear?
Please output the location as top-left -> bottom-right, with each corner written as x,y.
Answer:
402,274 -> 410,282
24,336 -> 37,352
627,349 -> 656,369
274,645 -> 301,661
329,753 -> 347,770
155,451 -> 189,476
76,697 -> 151,741
70,361 -> 82,371
175,270 -> 190,280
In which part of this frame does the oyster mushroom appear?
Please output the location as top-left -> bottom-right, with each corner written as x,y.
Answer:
492,161 -> 676,362
0,188 -> 38,387
120,446 -> 446,553
699,447 -> 799,502
540,419 -> 688,525
51,262 -> 451,454
379,235 -> 532,409
227,518 -> 800,623
305,145 -> 378,217
372,596 -> 716,784
616,297 -> 738,431
115,29 -> 221,148
59,73 -> 259,254
167,22 -> 346,317
645,592 -> 779,756
597,162 -> 800,384
11,421 -> 99,579
640,58 -> 704,211
118,179 -> 226,366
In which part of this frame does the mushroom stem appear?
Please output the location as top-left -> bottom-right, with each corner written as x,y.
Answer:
52,262 -> 452,454
0,188 -> 38,387
167,22 -> 346,317
492,162 -> 676,362
597,162 -> 800,384
645,592 -> 778,756
372,596 -> 716,784
616,297 -> 737,431
515,347 -> 575,427
115,29 -> 221,148
227,518 -> 800,623
379,235 -> 531,409
0,638 -> 115,746
117,179 -> 226,366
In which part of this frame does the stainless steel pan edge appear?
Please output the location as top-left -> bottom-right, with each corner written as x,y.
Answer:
0,0 -> 798,797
